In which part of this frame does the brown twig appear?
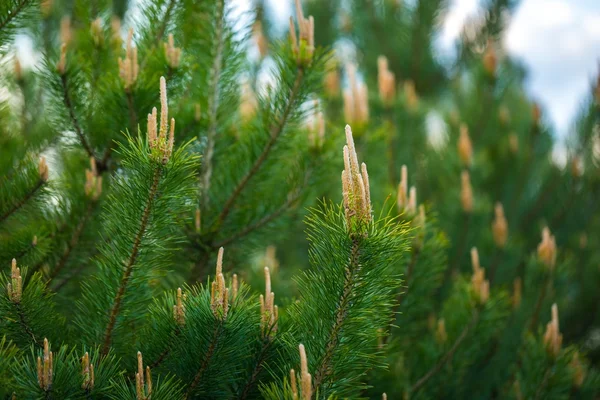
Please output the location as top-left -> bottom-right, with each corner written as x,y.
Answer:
410,309 -> 480,394
215,69 -> 305,228
200,0 -> 226,203
0,179 -> 44,224
312,237 -> 361,390
238,338 -> 273,400
14,302 -> 42,348
529,274 -> 551,331
187,322 -> 223,397
49,202 -> 94,282
101,167 -> 162,355
60,74 -> 96,160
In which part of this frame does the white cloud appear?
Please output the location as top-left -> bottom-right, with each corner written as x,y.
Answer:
505,0 -> 600,136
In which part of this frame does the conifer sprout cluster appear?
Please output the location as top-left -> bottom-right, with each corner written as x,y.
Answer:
1,0 -> 600,398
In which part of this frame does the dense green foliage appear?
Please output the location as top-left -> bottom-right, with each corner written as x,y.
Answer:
0,0 -> 599,398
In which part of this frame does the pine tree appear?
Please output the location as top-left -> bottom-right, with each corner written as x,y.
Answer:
1,0 -> 599,399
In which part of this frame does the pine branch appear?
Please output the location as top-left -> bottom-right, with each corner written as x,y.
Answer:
0,179 -> 44,224
13,302 -> 41,349
200,0 -> 225,201
410,309 -> 480,394
49,202 -> 94,282
139,0 -> 178,70
186,322 -> 224,396
215,69 -> 305,227
155,0 -> 177,44
533,367 -> 552,400
313,237 -> 361,390
529,276 -> 551,331
397,246 -> 420,306
59,74 -> 96,162
214,186 -> 303,248
0,0 -> 30,35
148,326 -> 181,370
101,167 -> 162,356
237,338 -> 274,400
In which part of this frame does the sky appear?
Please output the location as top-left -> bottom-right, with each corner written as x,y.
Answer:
442,0 -> 600,137
251,0 -> 600,138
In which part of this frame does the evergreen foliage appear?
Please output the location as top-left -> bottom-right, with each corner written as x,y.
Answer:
1,0 -> 599,398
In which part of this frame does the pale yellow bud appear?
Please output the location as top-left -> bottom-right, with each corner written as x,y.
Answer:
457,124 -> 473,166
483,40 -> 497,77
377,55 -> 396,105
81,352 -> 95,390
289,0 -> 315,65
7,259 -> 22,303
14,57 -> 22,81
253,21 -> 268,58
38,157 -> 49,182
148,77 -> 175,164
60,16 -> 72,46
290,369 -> 298,400
37,338 -> 53,390
119,28 -> 139,90
163,34 -> 182,68
460,170 -> 473,213
342,125 -> 372,229
57,43 -> 67,74
41,0 -> 53,17
397,165 -> 408,211
537,227 -> 556,270
470,248 -> 489,304
173,287 -> 185,326
298,344 -> 312,400
324,62 -> 340,97
492,202 -> 508,248
543,303 -> 562,357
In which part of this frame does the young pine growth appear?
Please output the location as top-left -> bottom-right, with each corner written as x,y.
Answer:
377,56 -> 396,105
119,28 -> 139,91
135,352 -> 153,400
173,288 -> 186,327
457,124 -> 473,166
289,0 -> 315,66
492,202 -> 508,248
470,248 -> 489,304
84,157 -> 102,201
210,247 -> 230,319
7,259 -> 22,303
81,351 -> 95,390
163,34 -> 182,69
37,338 -> 53,391
397,165 -> 408,211
342,125 -> 372,230
290,344 -> 312,400
543,304 -> 562,358
460,170 -> 473,213
147,77 -> 175,164
260,267 -> 278,338
537,227 -> 557,269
